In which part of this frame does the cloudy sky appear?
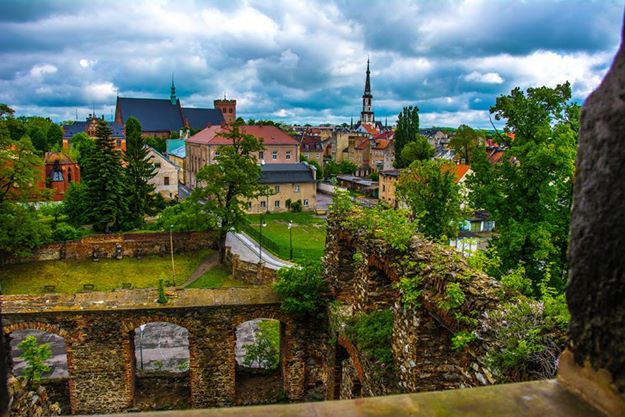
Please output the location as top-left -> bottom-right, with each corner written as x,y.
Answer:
0,0 -> 623,128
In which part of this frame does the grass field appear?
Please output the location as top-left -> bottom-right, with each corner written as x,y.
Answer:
0,249 -> 214,295
186,265 -> 243,289
247,212 -> 327,264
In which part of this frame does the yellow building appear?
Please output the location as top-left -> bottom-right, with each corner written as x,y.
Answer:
379,169 -> 401,207
247,163 -> 317,213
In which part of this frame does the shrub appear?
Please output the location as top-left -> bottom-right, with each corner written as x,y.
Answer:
17,336 -> 51,383
451,331 -> 476,350
273,263 -> 326,320
347,309 -> 394,367
290,199 -> 302,212
157,279 -> 168,304
51,223 -> 84,242
243,320 -> 280,370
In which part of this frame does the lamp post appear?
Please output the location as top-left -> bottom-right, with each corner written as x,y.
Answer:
288,221 -> 293,261
259,214 -> 267,263
169,224 -> 176,286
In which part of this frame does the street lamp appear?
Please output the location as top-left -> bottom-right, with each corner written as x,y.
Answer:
169,224 -> 176,286
288,221 -> 293,261
258,214 -> 267,263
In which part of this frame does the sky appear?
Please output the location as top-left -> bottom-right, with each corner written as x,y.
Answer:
0,0 -> 623,128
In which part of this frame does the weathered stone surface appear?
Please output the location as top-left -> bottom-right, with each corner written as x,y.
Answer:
8,375 -> 61,416
567,19 -> 625,393
2,231 -> 217,265
1,289 -> 325,414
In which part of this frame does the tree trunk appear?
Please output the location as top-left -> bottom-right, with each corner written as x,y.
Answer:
218,228 -> 227,264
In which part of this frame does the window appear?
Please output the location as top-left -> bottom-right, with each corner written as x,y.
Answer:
294,184 -> 300,192
247,202 -> 252,210
382,185 -> 386,192
260,201 -> 266,208
215,151 -> 220,159
274,185 -> 280,193
286,151 -> 291,160
274,200 -> 280,208
259,151 -> 264,160
272,151 -> 278,160
154,162 -> 161,168
228,108 -> 233,113
164,176 -> 170,185
304,199 -> 309,207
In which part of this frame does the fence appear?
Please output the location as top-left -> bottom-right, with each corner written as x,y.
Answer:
240,223 -> 281,256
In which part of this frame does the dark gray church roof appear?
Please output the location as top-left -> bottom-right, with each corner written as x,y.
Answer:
182,107 -> 224,130
259,163 -> 316,184
63,120 -> 125,139
116,97 -> 185,132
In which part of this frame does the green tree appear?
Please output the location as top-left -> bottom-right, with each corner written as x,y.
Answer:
273,263 -> 326,320
450,124 -> 481,164
399,134 -> 434,165
63,182 -> 89,226
28,126 -> 47,153
82,120 -> 129,232
145,136 -> 166,153
467,83 -> 578,294
396,159 -> 464,240
123,117 -> 156,226
46,123 -> 63,151
17,335 -> 52,384
69,132 -> 94,166
155,199 -> 216,232
394,106 -> 420,168
191,120 -> 266,262
0,202 -> 51,260
243,320 -> 280,370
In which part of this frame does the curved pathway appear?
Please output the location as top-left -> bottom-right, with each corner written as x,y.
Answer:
226,232 -> 293,270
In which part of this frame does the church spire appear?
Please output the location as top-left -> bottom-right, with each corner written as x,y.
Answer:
364,58 -> 371,95
170,73 -> 177,105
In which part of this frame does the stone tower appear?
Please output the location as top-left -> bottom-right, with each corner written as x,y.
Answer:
360,59 -> 374,125
214,96 -> 237,125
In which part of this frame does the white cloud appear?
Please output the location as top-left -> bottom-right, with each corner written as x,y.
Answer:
464,71 -> 504,84
29,64 -> 57,77
83,82 -> 117,102
79,59 -> 89,68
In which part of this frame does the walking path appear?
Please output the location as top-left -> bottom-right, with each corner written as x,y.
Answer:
226,232 -> 293,270
180,252 -> 220,287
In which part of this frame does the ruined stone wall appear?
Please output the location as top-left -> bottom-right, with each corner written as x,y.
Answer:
1,296 -> 323,414
3,231 -> 217,265
323,216 -> 504,398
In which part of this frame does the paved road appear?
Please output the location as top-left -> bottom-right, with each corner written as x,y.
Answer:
226,232 -> 293,270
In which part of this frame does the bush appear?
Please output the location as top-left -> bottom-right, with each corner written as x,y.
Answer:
17,336 -> 51,383
347,309 -> 394,367
273,263 -> 326,320
51,223 -> 84,242
243,320 -> 280,370
157,279 -> 168,304
290,199 -> 302,212
155,200 -> 216,232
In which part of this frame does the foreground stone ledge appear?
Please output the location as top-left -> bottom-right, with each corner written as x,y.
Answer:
73,380 -> 606,417
0,287 -> 279,314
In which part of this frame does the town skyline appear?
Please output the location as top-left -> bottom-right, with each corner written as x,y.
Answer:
0,0 -> 622,127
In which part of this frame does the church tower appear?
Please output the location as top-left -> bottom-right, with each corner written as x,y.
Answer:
170,73 -> 177,105
360,59 -> 374,125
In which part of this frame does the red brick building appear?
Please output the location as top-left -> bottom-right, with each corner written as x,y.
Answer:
40,151 -> 80,201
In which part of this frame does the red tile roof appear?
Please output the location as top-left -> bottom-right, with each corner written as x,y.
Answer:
362,124 -> 379,136
373,139 -> 390,150
442,163 -> 471,183
355,137 -> 369,150
188,125 -> 299,146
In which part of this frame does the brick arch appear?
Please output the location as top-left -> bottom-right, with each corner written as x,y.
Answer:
120,316 -> 193,334
3,321 -> 72,341
231,309 -> 290,329
337,335 -> 364,383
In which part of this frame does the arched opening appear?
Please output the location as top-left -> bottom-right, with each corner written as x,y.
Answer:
7,329 -> 71,413
234,318 -> 285,405
333,343 -> 363,400
130,322 -> 190,411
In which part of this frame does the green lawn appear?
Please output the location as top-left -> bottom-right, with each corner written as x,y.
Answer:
186,265 -> 244,289
0,249 -> 214,295
247,212 -> 327,263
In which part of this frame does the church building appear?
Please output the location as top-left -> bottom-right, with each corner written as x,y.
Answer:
354,59 -> 386,134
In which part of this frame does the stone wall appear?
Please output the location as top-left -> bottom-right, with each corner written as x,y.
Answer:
323,216 -> 504,398
3,231 -> 217,265
1,289 -> 324,415
226,251 -> 277,285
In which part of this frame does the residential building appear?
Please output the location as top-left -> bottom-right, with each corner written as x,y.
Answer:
166,139 -> 186,184
185,125 -> 300,187
147,147 -> 179,199
247,163 -> 317,213
40,151 -> 80,201
379,169 -> 401,207
63,114 -> 126,152
343,135 -> 371,176
114,78 -> 227,138
370,131 -> 395,172
299,135 -> 324,164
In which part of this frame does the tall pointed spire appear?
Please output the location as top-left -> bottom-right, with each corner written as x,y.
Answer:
364,58 -> 371,95
170,72 -> 177,105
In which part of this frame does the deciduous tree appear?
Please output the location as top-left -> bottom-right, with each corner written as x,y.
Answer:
399,134 -> 434,165
450,124 -> 481,164
467,83 -> 578,294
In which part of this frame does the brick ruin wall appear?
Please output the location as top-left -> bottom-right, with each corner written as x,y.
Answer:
323,218 -> 504,398
2,231 -> 218,265
1,302 -> 327,415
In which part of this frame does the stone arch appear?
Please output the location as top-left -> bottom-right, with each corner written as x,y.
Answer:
121,318 -> 194,411
233,314 -> 287,405
3,321 -> 72,341
333,336 -> 364,400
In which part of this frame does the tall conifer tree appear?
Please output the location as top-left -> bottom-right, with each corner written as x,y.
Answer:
394,106 -> 420,168
123,116 -> 156,226
83,120 -> 128,232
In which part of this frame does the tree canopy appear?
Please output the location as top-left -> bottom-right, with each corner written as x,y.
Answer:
399,134 -> 434,165
190,120 -> 266,261
467,82 -> 578,295
396,159 -> 464,240
394,106 -> 420,168
450,124 -> 481,164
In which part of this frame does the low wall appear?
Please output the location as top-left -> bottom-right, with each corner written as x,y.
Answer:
224,249 -> 277,285
3,231 -> 218,265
